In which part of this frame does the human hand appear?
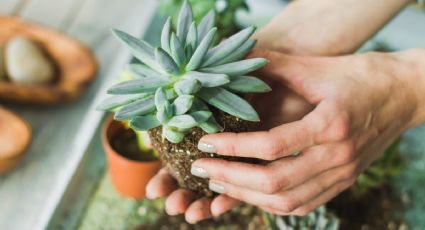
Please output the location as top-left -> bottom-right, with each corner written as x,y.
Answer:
189,49 -> 425,216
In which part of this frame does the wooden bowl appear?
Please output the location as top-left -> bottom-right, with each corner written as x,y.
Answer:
0,16 -> 97,105
0,107 -> 31,175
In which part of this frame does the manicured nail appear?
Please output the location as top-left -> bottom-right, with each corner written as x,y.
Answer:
197,141 -> 216,153
209,181 -> 225,194
191,166 -> 209,178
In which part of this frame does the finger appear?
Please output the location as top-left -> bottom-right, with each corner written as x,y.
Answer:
198,117 -> 317,161
165,189 -> 196,215
289,178 -> 355,216
185,198 -> 213,224
146,168 -> 178,199
192,142 -> 355,193
210,195 -> 241,217
207,161 -> 358,213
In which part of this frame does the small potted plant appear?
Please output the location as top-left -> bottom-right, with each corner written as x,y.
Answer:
98,0 -> 270,197
99,114 -> 161,199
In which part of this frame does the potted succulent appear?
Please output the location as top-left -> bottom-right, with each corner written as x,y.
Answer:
98,0 -> 269,197
100,115 -> 161,199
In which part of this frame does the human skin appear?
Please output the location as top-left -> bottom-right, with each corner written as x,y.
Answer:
146,0 -> 419,224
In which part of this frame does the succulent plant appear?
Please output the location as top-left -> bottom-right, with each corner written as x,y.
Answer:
98,0 -> 269,144
263,206 -> 340,230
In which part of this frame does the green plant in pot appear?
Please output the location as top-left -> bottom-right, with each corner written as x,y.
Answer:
98,0 -> 269,197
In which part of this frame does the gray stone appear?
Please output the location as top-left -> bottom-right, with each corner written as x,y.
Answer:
5,36 -> 54,84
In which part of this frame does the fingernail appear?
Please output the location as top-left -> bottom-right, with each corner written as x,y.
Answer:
209,181 -> 225,194
191,166 -> 209,178
198,141 -> 216,153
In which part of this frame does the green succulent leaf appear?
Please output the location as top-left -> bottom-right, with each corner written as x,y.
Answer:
224,76 -> 271,93
170,33 -> 187,67
112,29 -> 161,72
155,87 -> 168,109
190,111 -> 212,123
130,115 -> 161,131
163,126 -> 185,143
126,64 -> 166,80
174,78 -> 201,95
161,17 -> 172,54
197,10 -> 215,41
96,94 -> 150,111
114,96 -> 155,121
202,26 -> 256,67
216,39 -> 256,65
167,114 -> 198,130
186,22 -> 198,55
107,78 -> 172,94
200,58 -> 268,77
198,87 -> 260,121
176,0 -> 193,42
200,120 -> 224,133
185,28 -> 217,71
155,47 -> 180,75
184,71 -> 230,87
173,95 -> 194,115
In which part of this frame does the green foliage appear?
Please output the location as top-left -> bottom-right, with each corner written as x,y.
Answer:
99,0 -> 269,143
158,0 -> 249,42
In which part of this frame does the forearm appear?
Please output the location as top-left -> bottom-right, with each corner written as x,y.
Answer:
254,0 -> 411,55
393,48 -> 425,127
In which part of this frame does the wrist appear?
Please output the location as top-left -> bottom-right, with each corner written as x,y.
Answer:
393,49 -> 425,127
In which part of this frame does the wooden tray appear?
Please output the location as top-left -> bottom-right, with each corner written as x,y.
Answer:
0,16 -> 97,105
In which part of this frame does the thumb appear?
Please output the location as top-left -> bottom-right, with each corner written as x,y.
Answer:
248,49 -> 311,96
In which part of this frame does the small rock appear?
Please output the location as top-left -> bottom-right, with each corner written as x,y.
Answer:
0,46 -> 5,80
5,36 -> 54,84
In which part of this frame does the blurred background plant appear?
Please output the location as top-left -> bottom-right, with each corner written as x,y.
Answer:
159,0 -> 249,41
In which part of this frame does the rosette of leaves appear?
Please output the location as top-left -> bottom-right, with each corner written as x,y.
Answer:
159,0 -> 249,41
263,206 -> 340,230
98,0 -> 269,144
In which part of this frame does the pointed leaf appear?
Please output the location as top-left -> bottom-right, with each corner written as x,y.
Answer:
198,10 -> 215,41
96,94 -> 150,111
161,17 -> 172,54
114,96 -> 155,120
176,0 -> 193,42
216,39 -> 256,65
190,111 -> 212,123
170,33 -> 186,67
186,22 -> 198,56
155,88 -> 173,123
200,120 -> 223,133
174,78 -> 201,95
112,29 -> 161,72
225,76 -> 271,93
198,87 -> 259,121
155,88 -> 168,109
130,115 -> 161,131
186,28 -> 217,71
173,95 -> 194,115
202,26 -> 256,67
163,126 -> 185,143
107,78 -> 172,94
200,58 -> 268,77
155,47 -> 180,75
127,64 -> 165,80
167,114 -> 198,129
184,71 -> 229,87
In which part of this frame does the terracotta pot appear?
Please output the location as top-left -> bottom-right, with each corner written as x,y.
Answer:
0,107 -> 32,175
101,115 -> 161,199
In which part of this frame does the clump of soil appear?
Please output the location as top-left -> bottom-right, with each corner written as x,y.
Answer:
329,184 -> 407,229
110,123 -> 157,162
148,111 -> 259,197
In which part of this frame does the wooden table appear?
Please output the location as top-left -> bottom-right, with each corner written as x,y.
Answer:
0,0 -> 156,229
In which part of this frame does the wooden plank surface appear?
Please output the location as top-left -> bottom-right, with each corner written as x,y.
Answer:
0,0 -> 157,229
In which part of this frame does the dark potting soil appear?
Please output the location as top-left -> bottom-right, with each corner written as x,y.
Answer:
148,111 -> 260,198
329,184 -> 407,229
110,124 -> 157,162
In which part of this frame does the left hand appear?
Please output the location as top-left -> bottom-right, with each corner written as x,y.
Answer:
190,49 -> 424,216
